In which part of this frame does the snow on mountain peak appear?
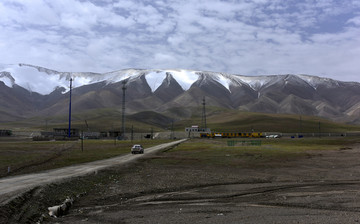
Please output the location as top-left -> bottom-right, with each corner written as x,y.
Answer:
0,63 -> 354,95
235,75 -> 276,91
98,68 -> 198,92
164,69 -> 198,91
298,74 -> 340,89
144,71 -> 167,92
193,72 -> 234,91
164,72 -> 173,86
217,74 -> 232,91
0,71 -> 15,87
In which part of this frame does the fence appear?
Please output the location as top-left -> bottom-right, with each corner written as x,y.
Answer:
227,140 -> 262,146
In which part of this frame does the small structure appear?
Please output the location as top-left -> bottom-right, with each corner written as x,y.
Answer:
35,128 -> 80,141
144,134 -> 152,139
53,128 -> 79,138
185,125 -> 211,133
0,130 -> 12,136
82,132 -> 100,139
185,125 -> 211,138
99,131 -> 122,139
108,131 -> 121,138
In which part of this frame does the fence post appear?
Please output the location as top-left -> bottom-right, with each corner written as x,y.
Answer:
227,140 -> 235,146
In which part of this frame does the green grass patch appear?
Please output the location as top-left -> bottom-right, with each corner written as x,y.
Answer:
148,137 -> 360,168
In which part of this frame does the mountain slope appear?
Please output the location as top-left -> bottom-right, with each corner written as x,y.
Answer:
1,64 -> 360,124
154,72 -> 184,102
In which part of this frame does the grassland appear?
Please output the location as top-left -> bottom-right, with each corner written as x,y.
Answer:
2,136 -> 360,223
2,106 -> 360,134
0,139 -> 171,177
180,108 -> 360,133
148,137 -> 360,168
2,136 -> 358,179
2,105 -> 360,223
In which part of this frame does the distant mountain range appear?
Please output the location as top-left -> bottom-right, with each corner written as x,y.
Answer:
1,64 -> 360,124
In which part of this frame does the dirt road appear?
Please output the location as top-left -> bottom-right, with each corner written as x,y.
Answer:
0,139 -> 187,205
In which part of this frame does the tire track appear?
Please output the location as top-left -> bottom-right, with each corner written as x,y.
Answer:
124,180 -> 360,213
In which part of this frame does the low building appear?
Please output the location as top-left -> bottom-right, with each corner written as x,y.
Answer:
0,130 -> 12,136
53,128 -> 80,137
185,125 -> 211,135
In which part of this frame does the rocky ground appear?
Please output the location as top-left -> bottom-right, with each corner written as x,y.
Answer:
2,140 -> 360,223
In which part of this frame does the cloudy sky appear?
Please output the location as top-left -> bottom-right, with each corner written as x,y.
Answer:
1,0 -> 360,85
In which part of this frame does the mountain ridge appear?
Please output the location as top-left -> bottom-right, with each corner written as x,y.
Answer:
1,64 -> 360,124
1,64 -> 357,95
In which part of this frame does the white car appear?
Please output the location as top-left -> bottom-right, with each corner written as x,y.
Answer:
131,144 -> 144,154
266,134 -> 280,138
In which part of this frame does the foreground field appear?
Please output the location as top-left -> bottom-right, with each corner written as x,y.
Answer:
0,139 -> 171,178
1,137 -> 360,223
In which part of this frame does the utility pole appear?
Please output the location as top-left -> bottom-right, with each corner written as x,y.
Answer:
113,125 -> 116,146
299,115 -> 302,137
170,120 -> 174,139
121,80 -> 127,140
201,96 -> 207,130
81,130 -> 84,152
131,125 -> 134,141
68,78 -> 73,138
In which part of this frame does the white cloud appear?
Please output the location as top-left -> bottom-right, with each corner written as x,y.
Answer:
0,0 -> 360,89
347,16 -> 360,26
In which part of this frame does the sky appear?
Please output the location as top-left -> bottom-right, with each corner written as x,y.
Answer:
1,0 -> 360,90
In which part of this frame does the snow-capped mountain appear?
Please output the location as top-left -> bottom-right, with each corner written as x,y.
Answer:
1,63 -> 347,94
1,63 -> 360,124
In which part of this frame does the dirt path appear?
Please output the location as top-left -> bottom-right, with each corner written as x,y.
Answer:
0,139 -> 187,205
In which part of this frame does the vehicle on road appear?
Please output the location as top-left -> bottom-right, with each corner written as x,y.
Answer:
131,144 -> 144,154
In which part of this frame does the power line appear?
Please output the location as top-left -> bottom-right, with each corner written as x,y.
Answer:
121,80 -> 127,140
201,96 -> 207,129
68,78 -> 73,138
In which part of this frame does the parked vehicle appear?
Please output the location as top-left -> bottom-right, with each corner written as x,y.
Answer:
201,132 -> 263,138
131,144 -> 144,154
266,134 -> 280,138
